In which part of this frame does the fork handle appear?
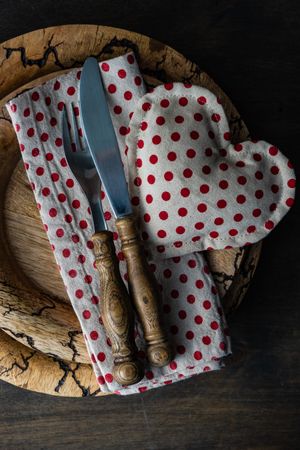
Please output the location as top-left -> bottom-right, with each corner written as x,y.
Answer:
92,230 -> 143,386
116,215 -> 172,367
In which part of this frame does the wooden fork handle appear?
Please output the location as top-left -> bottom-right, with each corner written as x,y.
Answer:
116,215 -> 172,367
92,230 -> 143,386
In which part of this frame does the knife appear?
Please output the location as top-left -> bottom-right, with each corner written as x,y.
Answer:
62,105 -> 143,386
80,57 -> 172,367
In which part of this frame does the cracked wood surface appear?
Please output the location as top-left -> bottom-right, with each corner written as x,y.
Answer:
0,24 -> 261,396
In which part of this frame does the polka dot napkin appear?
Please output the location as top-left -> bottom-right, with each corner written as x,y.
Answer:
6,51 -> 294,395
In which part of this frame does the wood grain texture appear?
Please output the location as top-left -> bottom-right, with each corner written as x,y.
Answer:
92,230 -> 144,385
0,1 -> 298,449
116,215 -> 172,367
0,24 -> 261,396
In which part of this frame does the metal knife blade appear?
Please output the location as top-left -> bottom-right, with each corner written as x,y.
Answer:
79,57 -> 132,219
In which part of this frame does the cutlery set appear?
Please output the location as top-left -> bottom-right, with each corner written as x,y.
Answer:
63,57 -> 172,386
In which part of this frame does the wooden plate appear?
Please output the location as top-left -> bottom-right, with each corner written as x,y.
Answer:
0,24 -> 262,397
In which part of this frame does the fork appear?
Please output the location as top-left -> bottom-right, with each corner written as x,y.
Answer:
63,105 -> 143,386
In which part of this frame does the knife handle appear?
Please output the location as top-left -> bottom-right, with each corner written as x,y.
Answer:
92,230 -> 144,386
116,215 -> 172,367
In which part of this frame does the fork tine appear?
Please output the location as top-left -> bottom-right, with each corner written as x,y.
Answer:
78,100 -> 89,149
70,103 -> 82,152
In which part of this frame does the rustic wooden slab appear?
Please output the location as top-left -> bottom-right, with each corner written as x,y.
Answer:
0,24 -> 261,396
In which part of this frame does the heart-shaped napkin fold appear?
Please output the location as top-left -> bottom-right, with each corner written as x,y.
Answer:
126,83 -> 295,259
7,53 -> 231,395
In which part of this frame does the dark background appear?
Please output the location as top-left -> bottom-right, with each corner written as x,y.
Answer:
0,1 -> 299,449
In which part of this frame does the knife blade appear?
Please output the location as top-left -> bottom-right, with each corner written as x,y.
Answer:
80,57 -> 172,367
63,105 -> 143,386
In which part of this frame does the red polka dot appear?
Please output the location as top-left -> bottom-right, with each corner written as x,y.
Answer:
135,76 -> 142,86
288,179 -> 296,188
164,171 -> 173,181
190,131 -> 199,140
56,229 -> 64,238
214,217 -> 224,226
160,99 -> 170,108
142,102 -> 151,111
210,231 -> 219,238
187,294 -> 195,304
118,69 -> 127,78
286,198 -> 294,207
171,132 -> 180,141
211,113 -> 221,122
178,207 -> 187,217
36,167 -> 44,176
175,115 -> 184,123
219,180 -> 228,189
124,90 -> 132,100
197,203 -> 207,213
247,225 -> 256,233
197,96 -> 207,105
265,220 -> 274,230
203,300 -> 211,309
181,188 -> 190,197
67,86 -> 76,96
157,229 -> 167,238
194,315 -> 203,324
234,213 -> 243,222
42,187 -> 50,197
229,228 -> 238,236
196,279 -> 204,289
194,351 -> 202,360
75,289 -> 83,299
194,113 -> 203,121
217,199 -> 227,208
269,146 -> 278,156
195,222 -> 204,230
97,352 -> 106,362
81,310 -> 91,320
176,226 -> 185,234
156,116 -> 165,125
31,91 -> 39,101
179,97 -> 188,106
170,361 -> 177,370
237,195 -> 246,204
90,331 -> 98,342
167,151 -> 177,161
200,184 -> 209,194
234,143 -> 243,151
161,191 -> 171,201
255,190 -> 264,199
79,220 -> 88,229
108,84 -> 117,94
186,330 -> 194,340
58,193 -> 66,203
152,135 -> 161,145
27,128 -> 35,137
183,168 -> 193,178
101,62 -> 110,71
146,194 -> 153,204
32,148 -> 39,157
177,345 -> 186,354
69,269 -> 77,278
159,211 -> 168,220
202,336 -> 211,345
237,176 -> 247,185
147,174 -> 156,184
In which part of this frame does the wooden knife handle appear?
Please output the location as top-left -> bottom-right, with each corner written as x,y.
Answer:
92,230 -> 144,386
116,215 -> 172,367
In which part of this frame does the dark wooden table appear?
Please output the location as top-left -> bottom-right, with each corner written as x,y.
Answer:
0,1 -> 299,449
